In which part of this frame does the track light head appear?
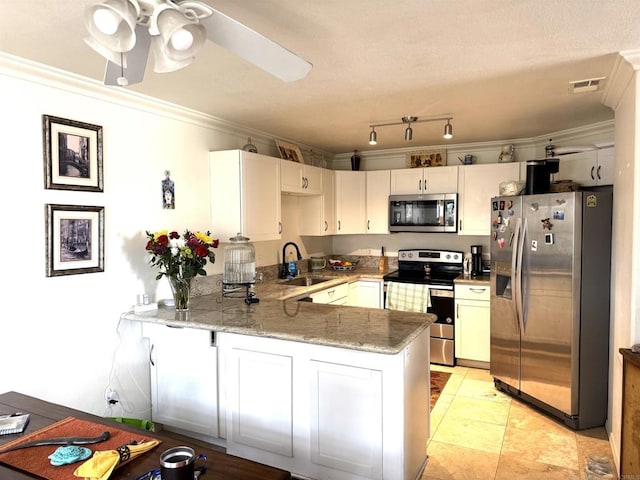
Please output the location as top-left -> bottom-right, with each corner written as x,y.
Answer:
404,125 -> 413,141
443,120 -> 453,139
369,128 -> 377,145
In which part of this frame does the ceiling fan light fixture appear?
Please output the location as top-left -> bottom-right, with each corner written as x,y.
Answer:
84,0 -> 138,56
93,8 -> 121,35
443,119 -> 453,139
151,36 -> 193,73
156,8 -> 206,61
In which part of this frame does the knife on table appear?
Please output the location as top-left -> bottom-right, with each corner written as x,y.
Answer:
0,431 -> 110,453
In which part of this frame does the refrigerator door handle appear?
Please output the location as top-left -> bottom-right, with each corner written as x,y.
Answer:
515,218 -> 527,334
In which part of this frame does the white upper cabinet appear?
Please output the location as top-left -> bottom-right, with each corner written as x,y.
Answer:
280,160 -> 322,195
390,166 -> 458,194
335,171 -> 367,234
554,147 -> 614,186
210,150 -> 282,242
299,169 -> 336,236
458,163 -> 520,236
366,170 -> 390,234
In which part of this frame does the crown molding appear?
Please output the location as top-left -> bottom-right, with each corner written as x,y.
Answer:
0,52 -> 331,158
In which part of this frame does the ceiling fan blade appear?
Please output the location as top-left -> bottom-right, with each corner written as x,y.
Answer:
104,25 -> 151,86
199,8 -> 312,82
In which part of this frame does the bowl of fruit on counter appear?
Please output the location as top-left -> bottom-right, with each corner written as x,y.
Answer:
328,259 -> 359,271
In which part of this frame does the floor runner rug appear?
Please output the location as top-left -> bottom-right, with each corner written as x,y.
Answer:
430,370 -> 451,410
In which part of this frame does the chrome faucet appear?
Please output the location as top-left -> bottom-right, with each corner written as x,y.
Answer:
281,242 -> 303,278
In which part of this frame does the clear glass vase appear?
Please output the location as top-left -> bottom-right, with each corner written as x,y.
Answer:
167,274 -> 192,312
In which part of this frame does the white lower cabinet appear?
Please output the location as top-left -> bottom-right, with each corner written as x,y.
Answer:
454,284 -> 490,365
143,323 -> 219,438
228,348 -> 293,456
219,329 -> 429,480
348,280 -> 383,308
310,361 -> 383,478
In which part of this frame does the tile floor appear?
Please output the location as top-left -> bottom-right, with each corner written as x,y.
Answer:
423,365 -> 617,480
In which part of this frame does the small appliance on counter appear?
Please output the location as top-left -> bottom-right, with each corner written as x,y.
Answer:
223,233 -> 259,304
470,245 -> 483,276
525,158 -> 559,194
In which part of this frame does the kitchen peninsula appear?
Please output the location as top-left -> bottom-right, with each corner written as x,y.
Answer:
122,277 -> 436,480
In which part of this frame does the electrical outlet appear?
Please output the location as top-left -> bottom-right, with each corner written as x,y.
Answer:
105,389 -> 119,405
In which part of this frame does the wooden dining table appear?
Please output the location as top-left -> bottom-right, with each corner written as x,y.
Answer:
0,391 -> 291,480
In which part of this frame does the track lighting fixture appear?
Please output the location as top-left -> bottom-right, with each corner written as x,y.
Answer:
367,116 -> 453,145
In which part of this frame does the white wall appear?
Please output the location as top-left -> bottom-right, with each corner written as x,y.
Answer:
0,58 -> 329,419
603,55 -> 640,470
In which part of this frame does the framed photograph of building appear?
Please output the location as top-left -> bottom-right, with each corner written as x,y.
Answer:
406,148 -> 446,168
45,204 -> 105,277
275,139 -> 304,163
43,115 -> 104,192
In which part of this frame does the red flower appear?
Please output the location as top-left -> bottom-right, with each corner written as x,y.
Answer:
194,244 -> 208,257
211,239 -> 219,248
156,234 -> 169,246
169,231 -> 180,239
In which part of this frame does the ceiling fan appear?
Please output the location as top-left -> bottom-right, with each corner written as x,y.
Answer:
84,0 -> 313,86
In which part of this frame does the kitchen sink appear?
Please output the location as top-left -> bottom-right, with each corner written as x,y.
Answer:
281,276 -> 333,287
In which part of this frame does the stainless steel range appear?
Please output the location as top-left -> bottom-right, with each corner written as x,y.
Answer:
383,249 -> 463,366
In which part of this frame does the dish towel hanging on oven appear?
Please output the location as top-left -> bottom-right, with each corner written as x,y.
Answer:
385,281 -> 431,312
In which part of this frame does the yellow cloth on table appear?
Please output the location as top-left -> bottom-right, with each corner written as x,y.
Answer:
385,281 -> 431,312
73,439 -> 160,480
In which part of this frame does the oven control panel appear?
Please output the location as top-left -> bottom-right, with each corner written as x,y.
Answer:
398,249 -> 463,264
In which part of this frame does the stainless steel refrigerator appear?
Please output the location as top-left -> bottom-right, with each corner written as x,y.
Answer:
489,189 -> 612,429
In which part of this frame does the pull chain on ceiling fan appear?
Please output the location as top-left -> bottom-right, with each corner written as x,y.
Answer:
84,0 -> 312,86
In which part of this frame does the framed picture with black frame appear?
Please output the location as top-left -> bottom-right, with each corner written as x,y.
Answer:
43,115 -> 104,192
45,204 -> 105,277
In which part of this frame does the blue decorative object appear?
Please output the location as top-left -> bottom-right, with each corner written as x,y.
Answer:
48,445 -> 92,466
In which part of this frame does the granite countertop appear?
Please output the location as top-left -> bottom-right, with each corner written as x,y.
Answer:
122,267 -> 436,355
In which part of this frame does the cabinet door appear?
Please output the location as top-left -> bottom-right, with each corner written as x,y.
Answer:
303,165 -> 323,195
310,360 -> 383,479
242,155 -> 282,240
555,151 -> 598,186
390,169 -> 422,194
348,280 -> 383,308
228,348 -> 293,456
335,171 -> 366,234
455,299 -> 490,362
298,169 -> 335,236
366,170 -> 390,234
458,163 -> 520,235
210,150 -> 281,241
425,165 -> 458,193
145,325 -> 219,437
280,160 -> 305,193
595,147 -> 614,185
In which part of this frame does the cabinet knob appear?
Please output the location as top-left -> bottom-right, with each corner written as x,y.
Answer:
367,220 -> 371,230
597,165 -> 602,180
591,166 -> 596,181
338,220 -> 341,231
418,179 -> 422,191
324,221 -> 328,231
278,222 -> 283,234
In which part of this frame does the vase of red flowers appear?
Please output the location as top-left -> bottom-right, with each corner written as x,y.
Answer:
145,230 -> 219,313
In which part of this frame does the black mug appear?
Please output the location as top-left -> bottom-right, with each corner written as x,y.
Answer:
160,446 -> 206,480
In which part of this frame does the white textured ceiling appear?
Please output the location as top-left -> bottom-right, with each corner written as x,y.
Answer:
1,1 -> 640,153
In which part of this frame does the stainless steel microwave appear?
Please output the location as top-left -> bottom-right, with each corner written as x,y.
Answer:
389,194 -> 457,233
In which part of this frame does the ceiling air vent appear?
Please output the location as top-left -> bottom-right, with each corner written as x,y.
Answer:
569,77 -> 606,94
